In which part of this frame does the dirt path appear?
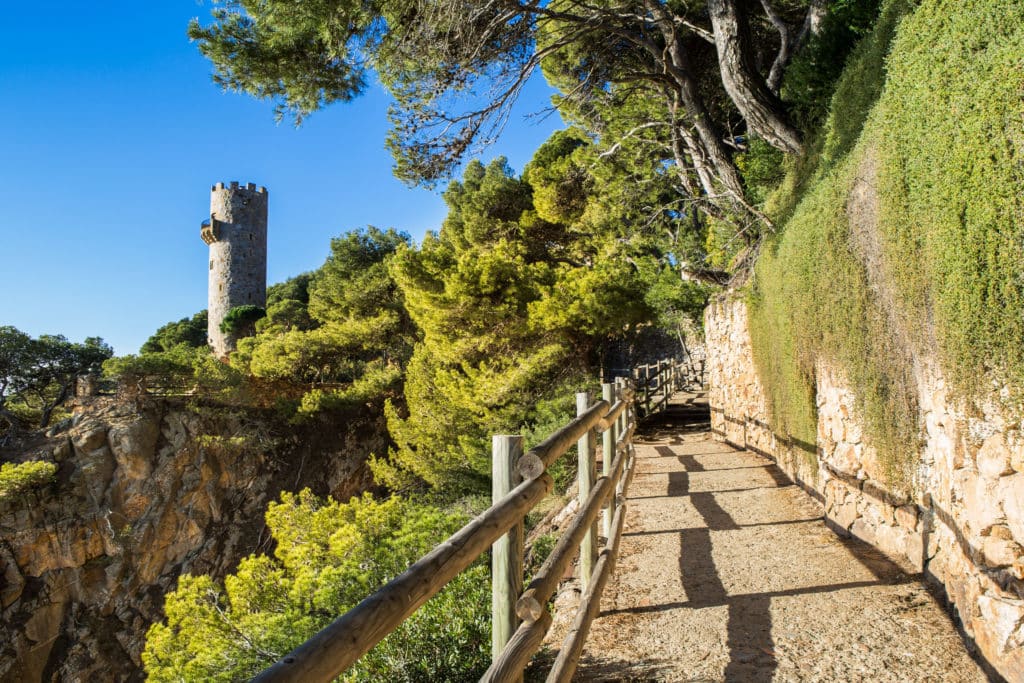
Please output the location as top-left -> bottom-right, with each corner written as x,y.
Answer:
573,393 -> 989,682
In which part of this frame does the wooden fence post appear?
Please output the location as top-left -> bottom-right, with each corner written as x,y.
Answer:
601,383 -> 615,538
492,435 -> 524,665
576,392 -> 597,589
661,360 -> 669,410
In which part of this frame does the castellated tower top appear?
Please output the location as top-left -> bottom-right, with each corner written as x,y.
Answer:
201,181 -> 269,358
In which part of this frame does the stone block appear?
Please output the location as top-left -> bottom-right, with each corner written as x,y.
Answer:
895,504 -> 919,531
978,433 -> 1013,480
905,530 -> 926,572
961,469 -> 1005,535
875,523 -> 910,563
1012,438 -> 1024,474
982,536 -> 1022,568
1001,473 -> 1024,546
851,516 -> 877,545
846,416 -> 863,445
829,499 -> 860,532
975,594 -> 1024,661
830,441 -> 861,475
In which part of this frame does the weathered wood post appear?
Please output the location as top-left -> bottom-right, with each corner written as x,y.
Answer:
492,435 -> 524,665
661,360 -> 669,410
615,377 -> 627,435
645,364 -> 652,415
601,383 -> 616,538
576,392 -> 597,588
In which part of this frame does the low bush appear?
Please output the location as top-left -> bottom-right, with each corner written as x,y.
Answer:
143,491 -> 490,682
0,460 -> 57,500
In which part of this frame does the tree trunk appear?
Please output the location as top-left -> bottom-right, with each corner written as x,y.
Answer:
39,382 -> 71,429
759,0 -> 792,92
708,0 -> 803,154
0,405 -> 21,443
641,3 -> 748,202
659,33 -> 748,199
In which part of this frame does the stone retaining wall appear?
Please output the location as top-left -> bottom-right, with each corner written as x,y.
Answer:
705,295 -> 1024,681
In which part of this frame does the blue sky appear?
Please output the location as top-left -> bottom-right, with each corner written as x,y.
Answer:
0,2 -> 563,354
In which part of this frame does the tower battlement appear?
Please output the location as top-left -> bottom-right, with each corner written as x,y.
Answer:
211,181 -> 268,194
201,181 -> 269,357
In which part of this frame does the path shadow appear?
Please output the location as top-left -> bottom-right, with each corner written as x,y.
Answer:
673,452 -> 771,680
638,395 -> 711,443
602,396 -> 983,682
631,485 -> 779,500
563,657 -> 682,682
679,528 -> 728,608
725,594 -> 775,683
677,451 -> 706,473
761,461 -> 796,489
623,518 -> 820,537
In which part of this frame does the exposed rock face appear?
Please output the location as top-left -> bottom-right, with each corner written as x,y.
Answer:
0,396 -> 379,682
706,296 -> 1024,682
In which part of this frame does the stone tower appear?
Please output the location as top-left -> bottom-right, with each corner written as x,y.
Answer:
200,181 -> 268,357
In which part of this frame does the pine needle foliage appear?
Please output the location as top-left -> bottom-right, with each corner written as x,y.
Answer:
143,491 -> 489,682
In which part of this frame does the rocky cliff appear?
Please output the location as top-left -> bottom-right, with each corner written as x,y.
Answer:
0,395 -> 381,682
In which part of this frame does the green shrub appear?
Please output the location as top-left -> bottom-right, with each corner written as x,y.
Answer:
874,0 -> 1024,401
735,137 -> 785,206
294,363 -> 403,420
219,305 -> 267,335
781,0 -> 883,130
143,491 -> 490,682
103,345 -> 246,399
0,461 -> 57,500
141,311 -> 208,353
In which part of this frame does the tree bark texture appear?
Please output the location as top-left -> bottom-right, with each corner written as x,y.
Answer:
708,0 -> 803,154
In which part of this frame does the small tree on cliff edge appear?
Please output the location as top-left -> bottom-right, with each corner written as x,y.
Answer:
0,326 -> 112,434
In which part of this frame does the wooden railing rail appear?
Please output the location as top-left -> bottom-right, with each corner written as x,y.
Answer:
634,357 -> 692,417
253,473 -> 554,683
480,380 -> 637,683
255,357 -> 680,683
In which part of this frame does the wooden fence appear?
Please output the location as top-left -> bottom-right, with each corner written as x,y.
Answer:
633,358 -> 696,417
253,361 -> 686,683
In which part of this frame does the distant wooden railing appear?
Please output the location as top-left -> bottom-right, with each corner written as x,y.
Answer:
633,358 -> 693,417
254,361 -> 681,683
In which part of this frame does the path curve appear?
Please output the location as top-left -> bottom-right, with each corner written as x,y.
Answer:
573,393 -> 989,682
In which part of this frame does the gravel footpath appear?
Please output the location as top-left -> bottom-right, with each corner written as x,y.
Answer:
565,394 -> 989,682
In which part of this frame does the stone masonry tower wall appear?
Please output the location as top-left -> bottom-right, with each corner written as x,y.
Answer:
201,181 -> 268,357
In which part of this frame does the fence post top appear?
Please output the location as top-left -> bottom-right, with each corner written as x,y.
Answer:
492,434 -> 524,451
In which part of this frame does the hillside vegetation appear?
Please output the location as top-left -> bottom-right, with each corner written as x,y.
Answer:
747,0 -> 1024,486
126,137 -> 704,680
